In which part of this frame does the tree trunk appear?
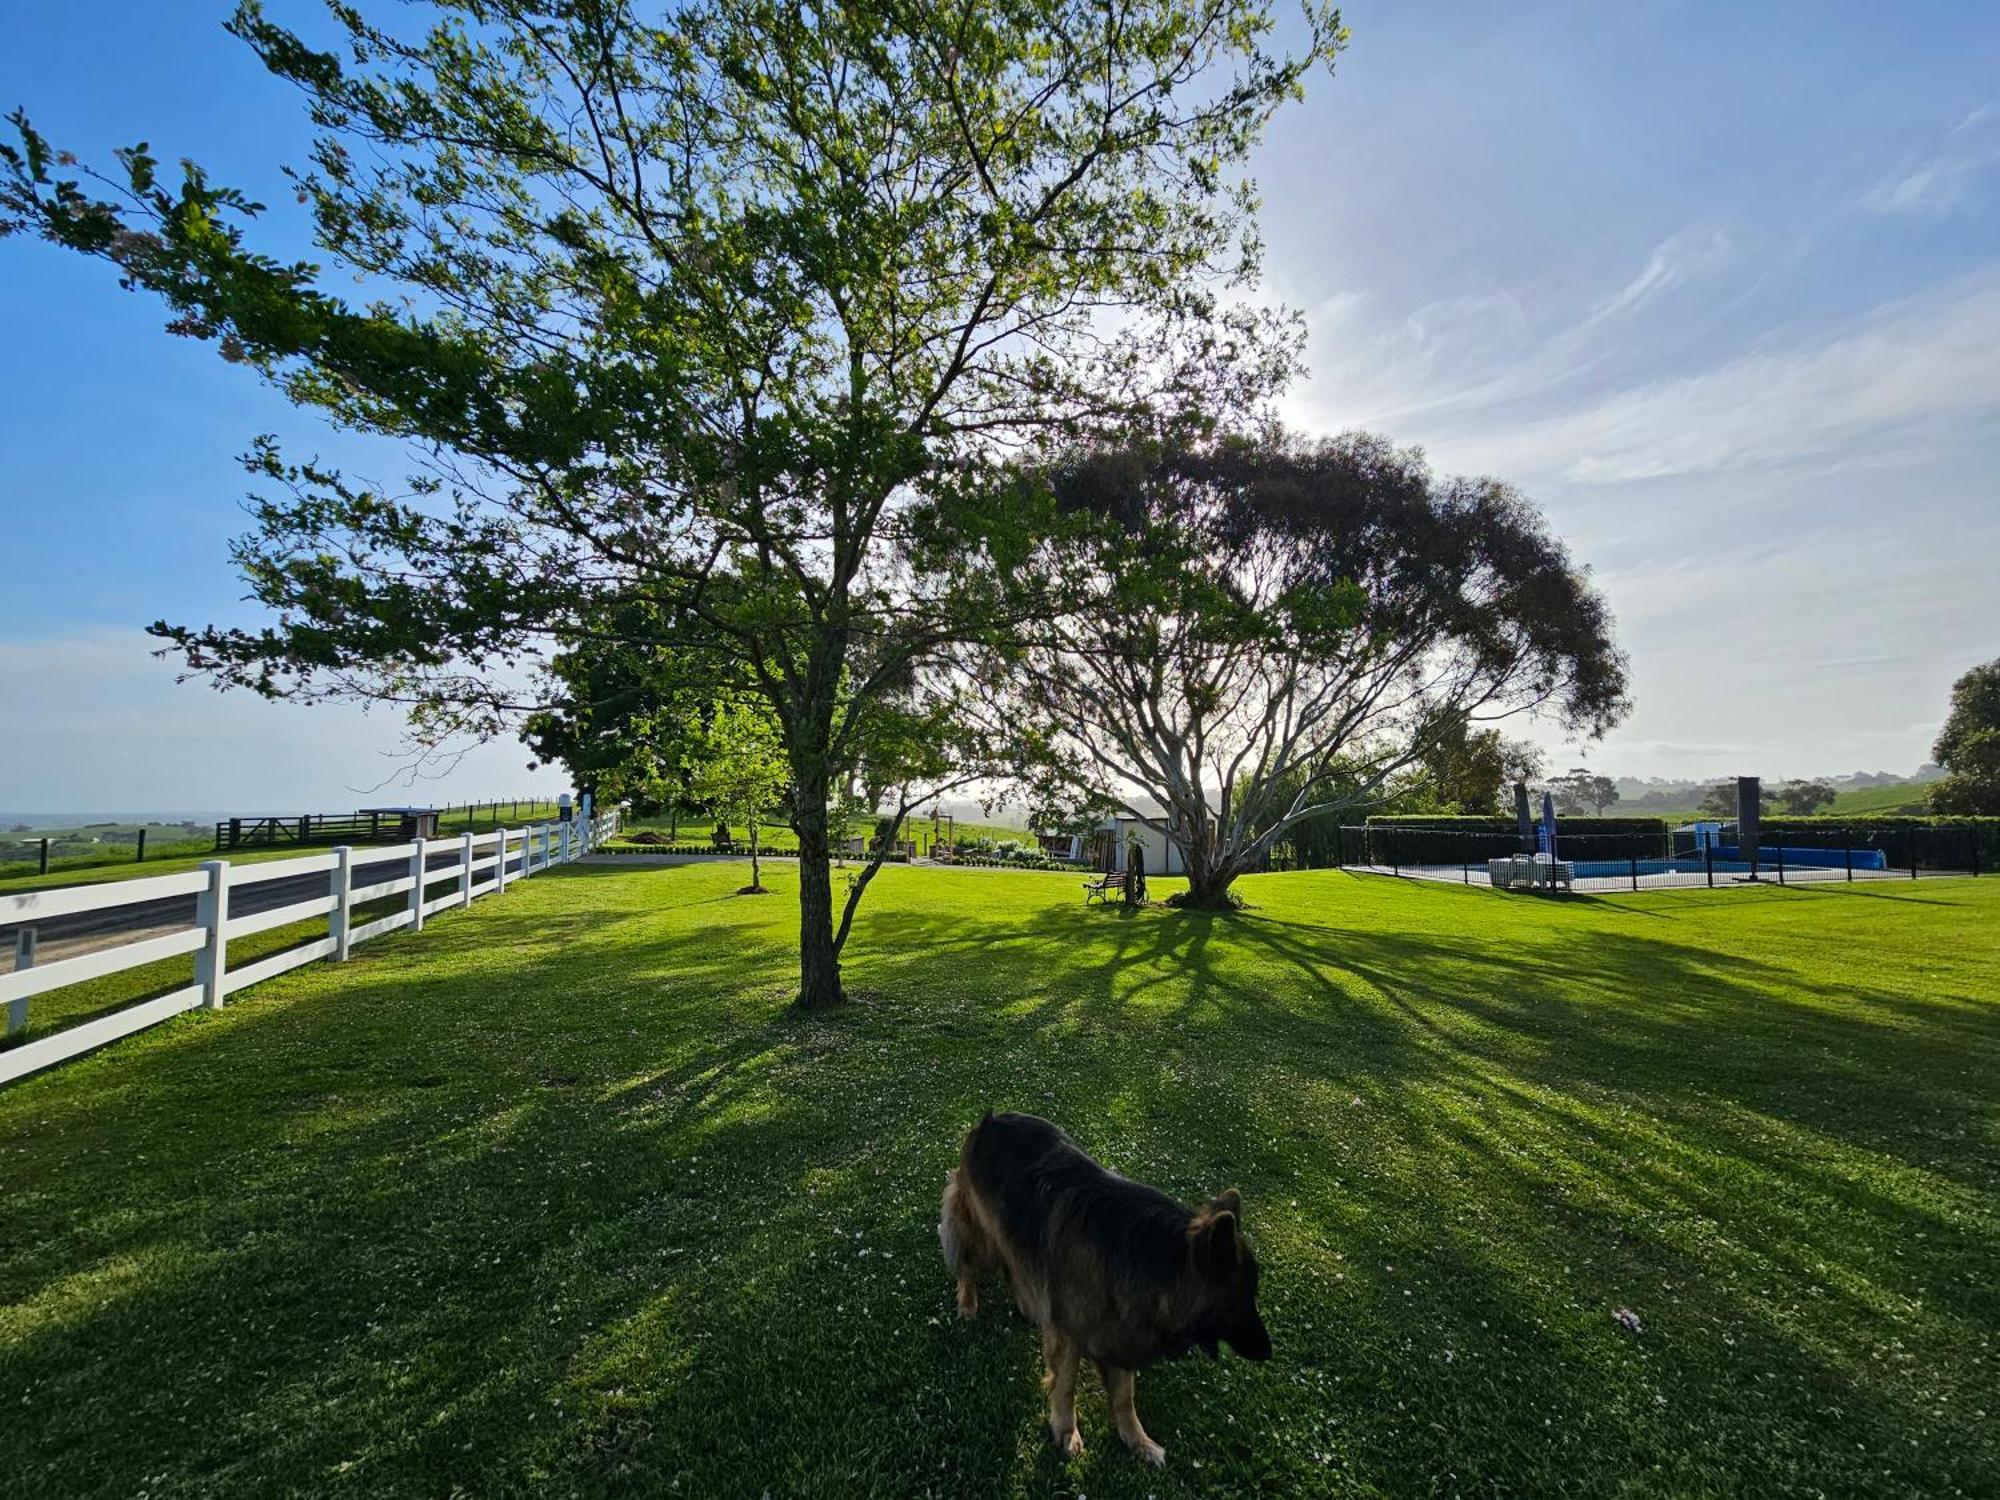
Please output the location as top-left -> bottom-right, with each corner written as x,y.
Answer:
749,819 -> 764,891
1175,847 -> 1241,910
792,794 -> 846,1007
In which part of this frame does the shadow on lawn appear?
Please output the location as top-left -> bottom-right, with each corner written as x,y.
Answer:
0,866 -> 1993,1496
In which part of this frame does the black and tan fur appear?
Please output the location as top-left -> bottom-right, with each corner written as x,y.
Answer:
939,1111 -> 1270,1465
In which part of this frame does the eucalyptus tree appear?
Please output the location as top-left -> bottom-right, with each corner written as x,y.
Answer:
995,431 -> 1630,907
2,0 -> 1344,1004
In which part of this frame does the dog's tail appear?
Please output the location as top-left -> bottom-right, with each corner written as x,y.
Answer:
938,1167 -> 964,1273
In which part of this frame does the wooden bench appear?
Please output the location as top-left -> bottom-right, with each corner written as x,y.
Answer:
1083,871 -> 1127,904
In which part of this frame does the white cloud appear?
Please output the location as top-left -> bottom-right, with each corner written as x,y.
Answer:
1861,155 -> 1988,216
1577,228 -> 1734,333
1953,103 -> 1996,136
1453,273 -> 2000,485
1861,107 -> 1998,216
0,628 -> 567,815
1280,226 -> 1735,432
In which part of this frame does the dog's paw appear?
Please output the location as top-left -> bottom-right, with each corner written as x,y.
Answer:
1127,1435 -> 1166,1467
1051,1423 -> 1085,1458
955,1289 -> 978,1319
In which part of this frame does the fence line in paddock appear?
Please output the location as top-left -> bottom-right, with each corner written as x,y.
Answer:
1,809 -> 620,1086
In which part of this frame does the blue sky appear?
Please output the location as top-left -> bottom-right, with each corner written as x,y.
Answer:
3,2 -> 1998,811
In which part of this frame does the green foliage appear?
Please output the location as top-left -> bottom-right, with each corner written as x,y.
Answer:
1774,779 -> 1835,815
1929,659 -> 2000,814
3,0 -> 1346,1005
1698,780 -> 1767,819
997,429 -> 1629,900
1416,722 -> 1546,814
1548,766 -> 1618,815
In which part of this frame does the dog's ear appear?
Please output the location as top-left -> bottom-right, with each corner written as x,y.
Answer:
1192,1209 -> 1240,1277
1212,1187 -> 1243,1218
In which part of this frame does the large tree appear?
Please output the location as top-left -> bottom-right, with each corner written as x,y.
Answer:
992,431 -> 1628,907
1929,659 -> 2000,814
1419,720 -> 1546,814
1549,766 -> 1619,815
3,0 -> 1342,1005
1774,779 -> 1835,815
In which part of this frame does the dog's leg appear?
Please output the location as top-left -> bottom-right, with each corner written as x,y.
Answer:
1045,1330 -> 1084,1457
1100,1362 -> 1165,1466
955,1264 -> 979,1319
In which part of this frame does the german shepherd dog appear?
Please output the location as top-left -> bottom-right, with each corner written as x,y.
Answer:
939,1111 -> 1271,1465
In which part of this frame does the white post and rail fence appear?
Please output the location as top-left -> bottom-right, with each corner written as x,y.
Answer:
1,802 -> 618,1086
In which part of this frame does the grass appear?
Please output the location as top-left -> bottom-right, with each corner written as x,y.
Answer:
1,866 -> 1995,1497
614,813 -> 1029,852
1827,784 -> 1933,815
0,804 -> 566,896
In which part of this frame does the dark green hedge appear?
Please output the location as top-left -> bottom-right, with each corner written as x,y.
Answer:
1358,816 -> 1670,863
1759,817 -> 2000,870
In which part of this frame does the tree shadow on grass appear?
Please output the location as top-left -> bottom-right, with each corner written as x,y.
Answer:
0,865 -> 1993,1496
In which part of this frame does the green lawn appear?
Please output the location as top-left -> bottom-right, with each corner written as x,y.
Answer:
1,865 -> 1995,1497
614,813 -> 1030,852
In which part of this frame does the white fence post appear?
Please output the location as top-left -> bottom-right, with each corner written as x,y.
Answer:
331,845 -> 354,961
195,859 -> 231,1010
410,836 -> 429,933
6,928 -> 33,1037
497,829 -> 510,892
460,830 -> 475,907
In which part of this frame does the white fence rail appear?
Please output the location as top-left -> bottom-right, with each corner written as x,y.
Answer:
1,809 -> 619,1086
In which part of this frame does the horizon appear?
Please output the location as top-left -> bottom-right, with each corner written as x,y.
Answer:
3,2 -> 1996,806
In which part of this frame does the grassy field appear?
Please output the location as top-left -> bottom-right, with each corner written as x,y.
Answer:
1,865 -> 1994,1497
1827,784 -> 1933,815
0,804 -> 566,897
614,813 -> 1029,851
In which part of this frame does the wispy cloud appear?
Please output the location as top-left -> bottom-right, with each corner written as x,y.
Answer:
1952,102 -> 1995,136
1860,107 -> 1999,216
1283,226 -> 1734,431
1861,155 -> 1990,216
1575,228 -> 1734,333
1454,273 -> 2000,484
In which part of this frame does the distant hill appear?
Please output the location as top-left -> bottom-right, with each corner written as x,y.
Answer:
1597,766 -> 1945,820
1825,783 -> 1932,815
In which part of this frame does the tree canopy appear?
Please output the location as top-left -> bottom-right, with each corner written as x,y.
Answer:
1549,767 -> 1618,815
685,698 -> 789,892
1774,779 -> 1835,815
1929,659 -> 2000,815
3,0 -> 1344,1003
987,429 -> 1629,905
